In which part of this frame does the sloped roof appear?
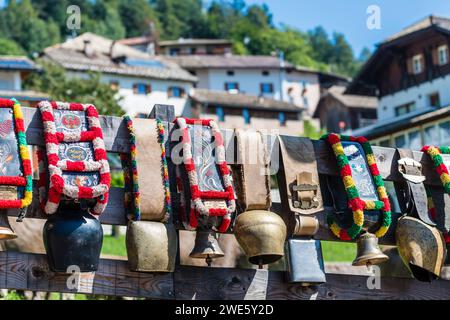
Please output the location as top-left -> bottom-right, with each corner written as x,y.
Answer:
384,15 -> 450,43
167,54 -> 295,69
351,105 -> 450,139
328,86 -> 377,108
0,56 -> 38,71
43,33 -> 197,82
190,88 -> 303,113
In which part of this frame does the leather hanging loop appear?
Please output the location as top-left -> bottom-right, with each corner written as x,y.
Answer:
132,118 -> 167,221
397,149 -> 436,226
278,135 -> 323,216
234,129 -> 271,211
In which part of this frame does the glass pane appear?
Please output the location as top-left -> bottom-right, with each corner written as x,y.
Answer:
439,121 -> 450,145
408,131 -> 421,150
395,135 -> 406,148
342,141 -> 378,201
379,140 -> 390,147
0,108 -> 21,176
424,125 -> 439,144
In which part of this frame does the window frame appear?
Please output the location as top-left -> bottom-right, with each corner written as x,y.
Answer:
133,83 -> 152,95
224,82 -> 239,92
260,83 -> 274,94
438,45 -> 449,66
412,54 -> 423,74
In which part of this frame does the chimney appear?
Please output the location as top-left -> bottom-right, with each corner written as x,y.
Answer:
83,39 -> 95,58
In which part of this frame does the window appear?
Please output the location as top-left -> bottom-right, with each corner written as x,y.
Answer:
424,125 -> 439,144
225,82 -> 239,92
169,48 -> 180,56
260,83 -> 274,94
242,108 -> 250,124
428,92 -> 441,108
189,47 -> 197,55
216,106 -> 225,122
226,70 -> 235,76
109,80 -> 119,91
395,102 -> 416,116
408,130 -> 421,150
394,135 -> 406,148
412,54 -> 423,74
278,112 -> 286,126
440,121 -> 450,145
133,83 -> 151,95
262,70 -> 270,76
379,139 -> 390,147
168,86 -> 185,98
438,45 -> 449,65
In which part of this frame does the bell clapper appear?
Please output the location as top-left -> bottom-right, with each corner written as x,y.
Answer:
258,258 -> 263,269
206,254 -> 212,267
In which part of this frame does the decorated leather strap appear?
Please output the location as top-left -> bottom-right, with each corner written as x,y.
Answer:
37,101 -> 110,216
421,146 -> 450,243
121,116 -> 170,222
0,98 -> 32,219
322,133 -> 391,240
397,148 -> 436,226
233,129 -> 271,211
174,117 -> 235,233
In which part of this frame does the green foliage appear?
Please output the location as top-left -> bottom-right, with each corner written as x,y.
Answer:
0,38 -> 25,55
102,234 -> 127,257
302,120 -> 324,140
24,61 -> 124,116
0,0 -> 361,77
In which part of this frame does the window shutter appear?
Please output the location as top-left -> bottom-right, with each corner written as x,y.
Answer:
168,87 -> 173,98
133,84 -> 138,94
432,47 -> 439,65
406,58 -> 413,74
145,84 -> 152,94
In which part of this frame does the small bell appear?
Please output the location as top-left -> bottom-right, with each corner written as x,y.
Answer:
352,232 -> 388,267
189,229 -> 224,266
0,211 -> 17,240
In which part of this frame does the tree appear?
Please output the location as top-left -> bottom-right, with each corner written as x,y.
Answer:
0,38 -> 25,55
119,0 -> 160,38
24,61 -> 123,116
0,0 -> 61,55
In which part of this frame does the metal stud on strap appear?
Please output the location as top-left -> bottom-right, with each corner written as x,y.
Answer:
398,158 -> 426,183
292,172 -> 319,210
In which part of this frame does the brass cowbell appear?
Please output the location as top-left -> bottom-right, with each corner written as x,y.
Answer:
189,229 -> 224,266
352,232 -> 388,266
0,211 -> 17,240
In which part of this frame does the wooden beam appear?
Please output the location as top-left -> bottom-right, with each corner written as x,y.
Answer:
1,251 -> 449,299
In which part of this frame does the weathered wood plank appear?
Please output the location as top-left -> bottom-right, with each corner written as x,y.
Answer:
21,106 -> 441,185
0,251 -> 173,299
173,265 -> 450,300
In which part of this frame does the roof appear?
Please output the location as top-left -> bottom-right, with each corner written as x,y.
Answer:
0,90 -> 49,101
43,33 -> 197,83
347,15 -> 450,95
190,88 -> 303,113
117,36 -> 155,46
159,38 -> 232,47
0,56 -> 38,71
384,15 -> 450,43
167,54 -> 295,70
351,105 -> 450,138
314,86 -> 377,117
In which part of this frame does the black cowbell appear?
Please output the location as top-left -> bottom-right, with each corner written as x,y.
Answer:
43,209 -> 103,272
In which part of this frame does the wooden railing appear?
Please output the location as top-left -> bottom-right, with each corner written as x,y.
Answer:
0,105 -> 449,300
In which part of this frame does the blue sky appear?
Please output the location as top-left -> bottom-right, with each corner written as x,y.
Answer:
246,0 -> 450,57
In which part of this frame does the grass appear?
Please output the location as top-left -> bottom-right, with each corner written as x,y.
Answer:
321,241 -> 355,262
101,234 -> 127,257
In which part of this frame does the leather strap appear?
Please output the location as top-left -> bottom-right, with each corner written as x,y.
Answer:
397,149 -> 435,226
234,129 -> 271,211
278,136 -> 322,215
133,118 -> 166,221
428,186 -> 450,233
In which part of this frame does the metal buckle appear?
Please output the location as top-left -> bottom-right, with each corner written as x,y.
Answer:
292,172 -> 319,209
398,158 -> 425,183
